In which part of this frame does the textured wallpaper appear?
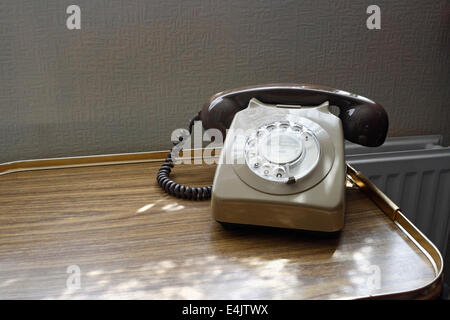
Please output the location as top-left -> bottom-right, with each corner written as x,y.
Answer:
0,0 -> 449,163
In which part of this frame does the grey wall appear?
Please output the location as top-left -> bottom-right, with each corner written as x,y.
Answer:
0,0 -> 449,163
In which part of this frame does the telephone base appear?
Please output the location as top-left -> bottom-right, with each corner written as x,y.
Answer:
212,196 -> 344,232
210,97 -> 346,232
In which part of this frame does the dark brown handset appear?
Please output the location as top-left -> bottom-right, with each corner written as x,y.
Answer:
157,84 -> 388,232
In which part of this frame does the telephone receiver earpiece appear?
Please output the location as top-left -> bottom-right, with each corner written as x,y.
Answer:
199,84 -> 388,147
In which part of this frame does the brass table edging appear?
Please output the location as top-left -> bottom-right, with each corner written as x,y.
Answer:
0,149 -> 221,176
346,164 -> 444,299
0,151 -> 169,176
0,152 -> 444,299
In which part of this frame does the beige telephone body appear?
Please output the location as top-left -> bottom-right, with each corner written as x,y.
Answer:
211,98 -> 345,232
156,84 -> 388,232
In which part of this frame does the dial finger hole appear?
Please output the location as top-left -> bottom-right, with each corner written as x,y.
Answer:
247,139 -> 256,148
262,164 -> 272,176
275,167 -> 286,178
256,129 -> 266,137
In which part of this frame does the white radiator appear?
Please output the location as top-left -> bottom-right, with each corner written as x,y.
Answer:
345,135 -> 450,255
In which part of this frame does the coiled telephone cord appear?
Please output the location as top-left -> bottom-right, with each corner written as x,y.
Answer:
156,114 -> 213,200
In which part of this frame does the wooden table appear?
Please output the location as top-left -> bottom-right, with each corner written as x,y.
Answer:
0,153 -> 443,299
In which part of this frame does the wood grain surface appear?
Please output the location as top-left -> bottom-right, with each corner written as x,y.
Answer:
0,161 -> 437,299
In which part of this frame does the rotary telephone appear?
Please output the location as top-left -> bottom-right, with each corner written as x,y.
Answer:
157,84 -> 388,232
